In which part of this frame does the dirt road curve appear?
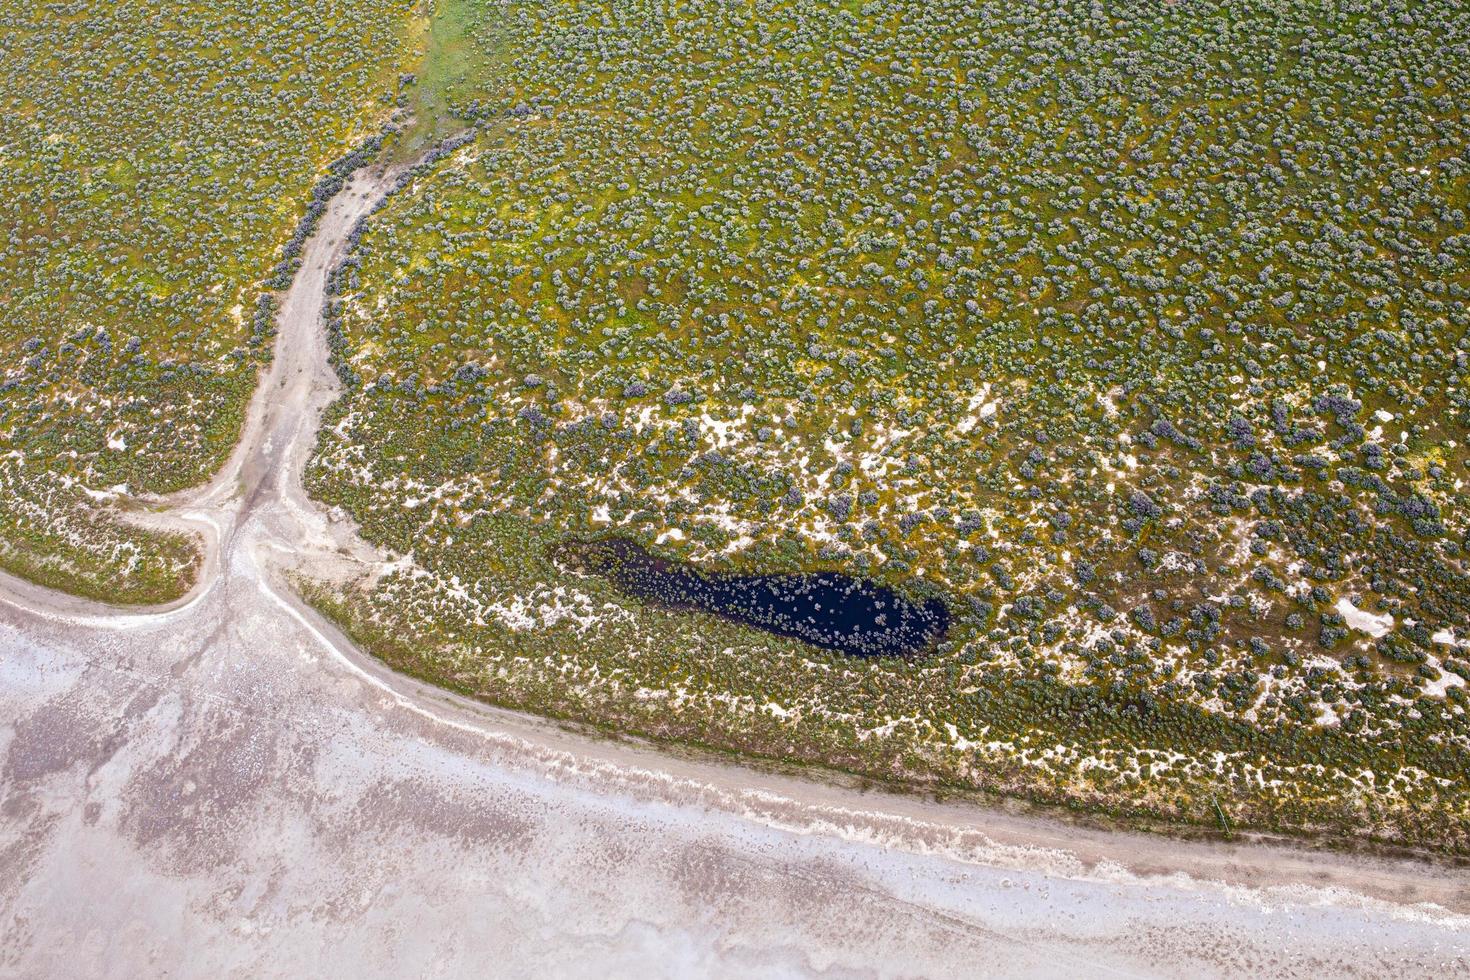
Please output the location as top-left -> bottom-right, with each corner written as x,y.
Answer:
1,166 -> 1466,978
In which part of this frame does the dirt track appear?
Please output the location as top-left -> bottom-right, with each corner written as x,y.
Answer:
1,166 -> 1467,977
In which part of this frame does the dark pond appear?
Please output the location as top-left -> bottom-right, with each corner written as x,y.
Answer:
558,538 -> 949,658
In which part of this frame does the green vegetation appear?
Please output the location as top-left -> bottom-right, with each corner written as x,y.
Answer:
0,0 -> 420,597
0,492 -> 200,606
7,0 -> 1467,852
308,0 -> 1470,851
392,0 -> 512,154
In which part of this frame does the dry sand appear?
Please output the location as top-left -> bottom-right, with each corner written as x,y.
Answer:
2,164 -> 1467,979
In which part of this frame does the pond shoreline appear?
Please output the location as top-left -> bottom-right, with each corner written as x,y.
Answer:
556,537 -> 951,658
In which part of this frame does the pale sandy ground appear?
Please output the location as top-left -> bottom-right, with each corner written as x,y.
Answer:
2,163 -> 1467,979
2,576 -> 1468,979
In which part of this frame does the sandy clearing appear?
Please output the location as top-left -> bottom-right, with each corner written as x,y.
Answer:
1336,598 -> 1395,638
0,152 -> 1467,976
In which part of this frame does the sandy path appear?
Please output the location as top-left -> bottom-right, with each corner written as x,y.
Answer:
0,163 -> 398,623
1,164 -> 1467,977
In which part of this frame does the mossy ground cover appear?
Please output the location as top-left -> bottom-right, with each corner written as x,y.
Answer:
0,0 -> 421,598
391,0 -> 514,155
308,0 -> 1470,850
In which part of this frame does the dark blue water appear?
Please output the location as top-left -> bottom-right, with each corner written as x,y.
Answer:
561,539 -> 949,657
